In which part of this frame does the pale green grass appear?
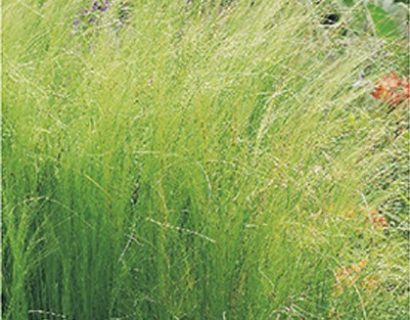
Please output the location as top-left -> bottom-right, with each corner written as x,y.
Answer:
2,1 -> 408,319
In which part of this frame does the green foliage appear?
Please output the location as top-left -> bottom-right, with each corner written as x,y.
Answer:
340,0 -> 407,39
367,3 -> 403,38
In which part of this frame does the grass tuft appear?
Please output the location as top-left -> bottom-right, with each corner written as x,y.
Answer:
2,1 -> 408,319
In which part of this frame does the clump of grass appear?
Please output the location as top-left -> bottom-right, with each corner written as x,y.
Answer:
2,1 -> 408,319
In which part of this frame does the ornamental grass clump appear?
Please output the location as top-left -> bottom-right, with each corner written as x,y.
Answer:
2,1 -> 408,319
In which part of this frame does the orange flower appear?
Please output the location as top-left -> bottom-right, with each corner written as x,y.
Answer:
401,78 -> 410,100
334,259 -> 374,295
373,215 -> 389,228
335,259 -> 368,294
371,72 -> 410,107
358,259 -> 368,269
363,276 -> 379,291
335,266 -> 357,290
380,72 -> 401,89
371,73 -> 400,99
369,209 -> 389,229
351,259 -> 368,273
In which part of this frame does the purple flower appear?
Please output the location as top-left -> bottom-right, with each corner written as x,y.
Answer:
101,1 -> 110,11
73,0 -> 112,31
91,0 -> 110,12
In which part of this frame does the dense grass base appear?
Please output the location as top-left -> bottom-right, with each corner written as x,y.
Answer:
3,1 -> 408,319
